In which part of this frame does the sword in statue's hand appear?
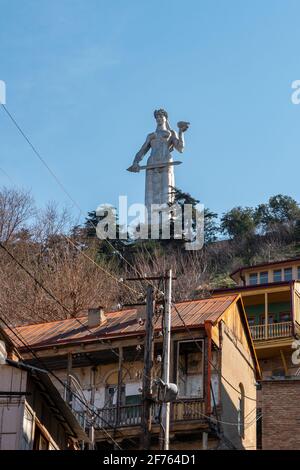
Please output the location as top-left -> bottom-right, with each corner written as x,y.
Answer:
127,161 -> 182,173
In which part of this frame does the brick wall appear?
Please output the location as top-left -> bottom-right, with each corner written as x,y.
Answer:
262,378 -> 300,450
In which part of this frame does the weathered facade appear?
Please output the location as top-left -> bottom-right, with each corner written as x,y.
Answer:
7,295 -> 260,450
0,328 -> 88,450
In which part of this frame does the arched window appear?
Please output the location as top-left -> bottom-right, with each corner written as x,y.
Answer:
238,383 -> 245,439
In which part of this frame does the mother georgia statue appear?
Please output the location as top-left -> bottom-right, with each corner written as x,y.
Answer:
127,109 -> 189,217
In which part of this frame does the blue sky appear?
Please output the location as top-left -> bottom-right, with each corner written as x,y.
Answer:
1,0 -> 300,223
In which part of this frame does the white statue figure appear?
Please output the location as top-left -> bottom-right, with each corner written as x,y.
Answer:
127,109 -> 189,219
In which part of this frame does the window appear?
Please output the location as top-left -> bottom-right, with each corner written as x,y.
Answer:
297,267 -> 300,280
259,272 -> 268,284
273,269 -> 282,282
33,426 -> 49,450
249,273 -> 258,285
125,394 -> 142,405
21,406 -> 34,450
124,395 -> 142,425
280,312 -> 291,322
272,368 -> 285,378
259,314 -> 274,324
104,385 -> 126,426
177,340 -> 204,398
284,267 -> 293,281
105,385 -> 125,407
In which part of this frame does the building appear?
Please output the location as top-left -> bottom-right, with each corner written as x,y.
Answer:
215,257 -> 300,378
0,325 -> 89,450
6,295 -> 260,450
261,377 -> 300,450
230,256 -> 300,287
214,257 -> 300,449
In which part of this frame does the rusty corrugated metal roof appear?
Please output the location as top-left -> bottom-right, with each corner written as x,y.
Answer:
7,295 -> 238,350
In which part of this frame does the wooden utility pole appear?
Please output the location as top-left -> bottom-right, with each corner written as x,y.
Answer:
160,268 -> 172,450
140,285 -> 155,450
125,273 -> 175,450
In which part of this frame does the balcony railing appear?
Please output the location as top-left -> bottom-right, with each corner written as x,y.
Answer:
250,321 -> 293,340
88,399 -> 205,430
172,398 -> 206,422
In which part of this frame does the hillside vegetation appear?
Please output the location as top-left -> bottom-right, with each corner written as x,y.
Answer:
1,186 -> 300,325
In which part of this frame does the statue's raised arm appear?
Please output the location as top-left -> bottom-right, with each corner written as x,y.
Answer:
171,121 -> 190,154
127,133 -> 152,173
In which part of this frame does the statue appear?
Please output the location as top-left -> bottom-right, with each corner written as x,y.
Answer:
127,109 -> 189,219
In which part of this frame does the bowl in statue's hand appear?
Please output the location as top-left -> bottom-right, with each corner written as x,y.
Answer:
177,121 -> 190,131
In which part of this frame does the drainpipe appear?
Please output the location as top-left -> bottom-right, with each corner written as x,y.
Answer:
264,292 -> 268,339
204,322 -> 212,415
291,282 -> 295,336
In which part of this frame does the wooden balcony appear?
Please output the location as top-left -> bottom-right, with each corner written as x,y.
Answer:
250,321 -> 293,341
91,399 -> 206,430
172,399 -> 206,422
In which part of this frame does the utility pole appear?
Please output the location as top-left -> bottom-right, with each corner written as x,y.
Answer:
160,268 -> 172,450
125,273 -> 176,450
141,285 -> 155,450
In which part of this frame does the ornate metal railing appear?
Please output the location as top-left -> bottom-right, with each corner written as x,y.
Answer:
91,399 -> 206,429
250,321 -> 293,340
95,403 -> 142,428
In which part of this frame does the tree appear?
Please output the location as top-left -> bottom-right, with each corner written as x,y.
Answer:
255,195 -> 300,234
132,245 -> 213,301
83,209 -> 130,263
0,187 -> 35,242
220,206 -> 256,240
203,208 -> 219,244
169,187 -> 219,246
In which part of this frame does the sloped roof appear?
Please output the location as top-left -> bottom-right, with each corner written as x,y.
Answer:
7,295 -> 238,350
7,359 -> 90,443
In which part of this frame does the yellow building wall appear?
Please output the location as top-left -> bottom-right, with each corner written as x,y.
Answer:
293,282 -> 300,325
216,303 -> 257,450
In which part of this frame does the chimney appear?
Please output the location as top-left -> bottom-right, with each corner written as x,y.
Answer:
88,306 -> 106,328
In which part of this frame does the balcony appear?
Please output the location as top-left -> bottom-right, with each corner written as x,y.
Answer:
76,399 -> 206,431
250,321 -> 293,341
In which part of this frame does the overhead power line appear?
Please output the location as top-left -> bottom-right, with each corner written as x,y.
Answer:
0,240 -> 153,382
0,104 -> 260,437
0,313 -> 123,449
0,250 -> 257,435
0,103 -> 163,297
